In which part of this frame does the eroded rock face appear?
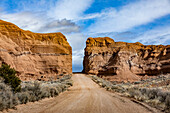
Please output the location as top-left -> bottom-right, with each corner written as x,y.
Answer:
0,20 -> 72,81
83,37 -> 170,82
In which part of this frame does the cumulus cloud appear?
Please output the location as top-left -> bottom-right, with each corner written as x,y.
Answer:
39,19 -> 80,33
48,19 -> 76,28
88,0 -> 170,34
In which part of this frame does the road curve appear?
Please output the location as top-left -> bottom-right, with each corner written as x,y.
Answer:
5,74 -> 161,113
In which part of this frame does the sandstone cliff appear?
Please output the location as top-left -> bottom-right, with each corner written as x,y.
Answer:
83,37 -> 170,82
0,20 -> 72,81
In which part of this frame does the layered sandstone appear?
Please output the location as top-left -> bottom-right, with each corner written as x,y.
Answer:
0,20 -> 72,81
83,37 -> 170,82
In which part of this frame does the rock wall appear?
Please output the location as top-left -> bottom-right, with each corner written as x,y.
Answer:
0,20 -> 72,81
83,37 -> 170,82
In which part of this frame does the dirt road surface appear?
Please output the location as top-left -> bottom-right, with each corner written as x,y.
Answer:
4,74 -> 161,113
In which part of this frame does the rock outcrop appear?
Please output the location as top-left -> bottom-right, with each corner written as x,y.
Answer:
0,20 -> 72,81
83,37 -> 170,82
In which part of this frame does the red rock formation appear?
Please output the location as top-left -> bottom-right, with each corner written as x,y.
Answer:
0,20 -> 72,81
83,37 -> 170,82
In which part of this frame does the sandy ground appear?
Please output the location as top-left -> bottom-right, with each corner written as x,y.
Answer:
3,74 -> 162,113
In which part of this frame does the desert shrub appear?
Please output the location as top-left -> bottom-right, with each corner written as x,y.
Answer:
0,64 -> 21,92
63,80 -> 73,86
55,85 -> 62,93
59,75 -> 70,82
165,93 -> 170,108
140,88 -> 147,95
91,75 -> 113,91
157,91 -> 168,102
0,82 -> 19,110
145,88 -> 158,99
0,74 -> 73,111
0,82 -> 11,92
17,92 -> 30,104
91,75 -> 126,92
49,87 -> 59,97
40,87 -> 50,99
28,91 -> 37,102
90,74 -> 170,112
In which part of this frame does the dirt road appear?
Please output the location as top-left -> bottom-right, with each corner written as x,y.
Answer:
5,74 -> 161,113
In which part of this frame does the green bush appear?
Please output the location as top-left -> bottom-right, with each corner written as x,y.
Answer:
0,64 -> 21,92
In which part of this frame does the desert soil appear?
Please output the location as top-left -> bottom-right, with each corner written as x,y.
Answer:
3,74 -> 162,113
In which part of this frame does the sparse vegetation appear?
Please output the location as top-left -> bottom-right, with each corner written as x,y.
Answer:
0,74 -> 73,111
90,74 -> 170,113
0,64 -> 21,92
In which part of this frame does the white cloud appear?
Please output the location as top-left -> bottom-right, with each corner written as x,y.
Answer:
65,33 -> 87,67
65,33 -> 87,50
0,12 -> 81,33
72,50 -> 84,65
0,0 -> 94,32
88,0 -> 170,34
75,12 -> 105,21
0,12 -> 44,32
133,26 -> 170,45
48,0 -> 94,20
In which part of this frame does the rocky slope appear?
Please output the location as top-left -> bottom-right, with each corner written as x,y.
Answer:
0,20 -> 72,81
83,37 -> 170,82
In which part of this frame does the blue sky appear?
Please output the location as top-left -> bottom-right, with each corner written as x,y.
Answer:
0,0 -> 170,72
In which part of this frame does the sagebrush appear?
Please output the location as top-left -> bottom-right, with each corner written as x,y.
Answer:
0,74 -> 73,111
90,75 -> 170,113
